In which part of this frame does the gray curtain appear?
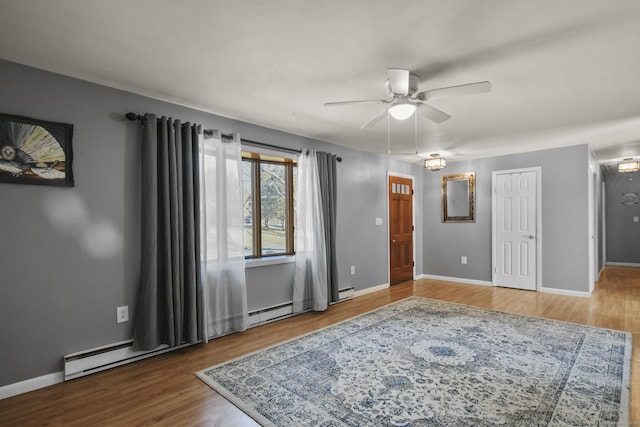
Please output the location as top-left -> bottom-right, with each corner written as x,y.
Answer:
133,114 -> 203,351
317,152 -> 339,303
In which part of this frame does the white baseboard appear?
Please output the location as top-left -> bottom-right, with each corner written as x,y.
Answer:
606,262 -> 640,268
540,287 -> 591,298
419,274 -> 592,297
354,283 -> 389,297
419,274 -> 492,287
0,371 -> 63,400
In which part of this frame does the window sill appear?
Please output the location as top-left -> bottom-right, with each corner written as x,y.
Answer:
245,255 -> 295,269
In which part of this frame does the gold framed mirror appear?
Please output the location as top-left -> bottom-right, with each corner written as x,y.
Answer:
442,172 -> 475,222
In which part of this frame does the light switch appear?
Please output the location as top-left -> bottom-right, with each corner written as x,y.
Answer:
634,216 -> 639,223
375,217 -> 383,226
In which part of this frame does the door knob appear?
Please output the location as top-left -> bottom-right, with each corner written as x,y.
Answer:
391,239 -> 396,243
528,235 -> 535,239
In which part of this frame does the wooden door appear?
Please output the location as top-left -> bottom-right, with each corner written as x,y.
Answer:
494,170 -> 538,291
389,176 -> 414,284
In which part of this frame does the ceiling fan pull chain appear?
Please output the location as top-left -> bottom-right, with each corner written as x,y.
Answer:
387,112 -> 391,155
414,111 -> 418,155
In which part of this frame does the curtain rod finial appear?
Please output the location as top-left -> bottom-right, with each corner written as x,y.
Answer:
125,112 -> 142,121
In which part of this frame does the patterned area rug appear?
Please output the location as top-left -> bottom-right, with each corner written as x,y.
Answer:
196,297 -> 631,426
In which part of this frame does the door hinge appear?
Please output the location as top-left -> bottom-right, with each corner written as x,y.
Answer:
412,225 -> 414,231
412,261 -> 415,267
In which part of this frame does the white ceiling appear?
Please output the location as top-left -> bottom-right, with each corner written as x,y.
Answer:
1,0 -> 640,165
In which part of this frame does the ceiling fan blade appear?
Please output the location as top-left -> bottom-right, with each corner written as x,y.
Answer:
387,68 -> 410,95
360,109 -> 388,129
324,99 -> 387,107
418,103 -> 451,123
416,81 -> 492,101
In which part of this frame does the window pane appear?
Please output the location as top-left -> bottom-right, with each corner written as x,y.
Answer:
242,160 -> 254,256
260,162 -> 286,255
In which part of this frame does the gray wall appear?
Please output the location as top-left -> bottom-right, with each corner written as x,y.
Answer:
0,59 -> 424,387
590,151 -> 606,277
603,169 -> 640,263
422,144 -> 592,292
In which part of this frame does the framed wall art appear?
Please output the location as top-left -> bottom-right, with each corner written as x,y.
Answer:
0,113 -> 74,187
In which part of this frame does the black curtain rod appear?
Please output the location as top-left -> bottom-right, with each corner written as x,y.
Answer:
125,112 -> 341,162
221,135 -> 342,162
224,135 -> 299,154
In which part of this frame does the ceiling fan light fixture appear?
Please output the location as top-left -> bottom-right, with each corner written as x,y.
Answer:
618,158 -> 640,173
388,101 -> 416,120
424,154 -> 446,171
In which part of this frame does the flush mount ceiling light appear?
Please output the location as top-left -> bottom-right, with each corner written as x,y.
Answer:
618,158 -> 640,173
424,153 -> 446,171
388,101 -> 417,120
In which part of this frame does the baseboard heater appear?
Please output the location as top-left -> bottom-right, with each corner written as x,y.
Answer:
66,288 -> 357,380
248,302 -> 294,327
248,287 -> 355,327
338,286 -> 355,301
63,339 -> 189,381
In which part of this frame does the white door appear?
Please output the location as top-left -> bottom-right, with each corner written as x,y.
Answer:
493,169 -> 539,291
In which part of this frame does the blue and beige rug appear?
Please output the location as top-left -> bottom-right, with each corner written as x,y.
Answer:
196,297 -> 631,426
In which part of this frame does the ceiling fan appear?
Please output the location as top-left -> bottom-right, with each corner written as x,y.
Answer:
324,68 -> 491,129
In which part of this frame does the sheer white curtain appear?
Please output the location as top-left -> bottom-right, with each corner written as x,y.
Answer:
200,131 -> 248,340
293,149 -> 328,312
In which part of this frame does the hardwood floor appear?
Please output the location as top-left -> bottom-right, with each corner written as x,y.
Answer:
1,266 -> 638,426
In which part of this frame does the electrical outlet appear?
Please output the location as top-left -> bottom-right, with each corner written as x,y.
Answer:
350,265 -> 356,275
116,306 -> 129,323
461,256 -> 468,265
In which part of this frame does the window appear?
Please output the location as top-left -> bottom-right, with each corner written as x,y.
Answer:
242,151 -> 296,258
